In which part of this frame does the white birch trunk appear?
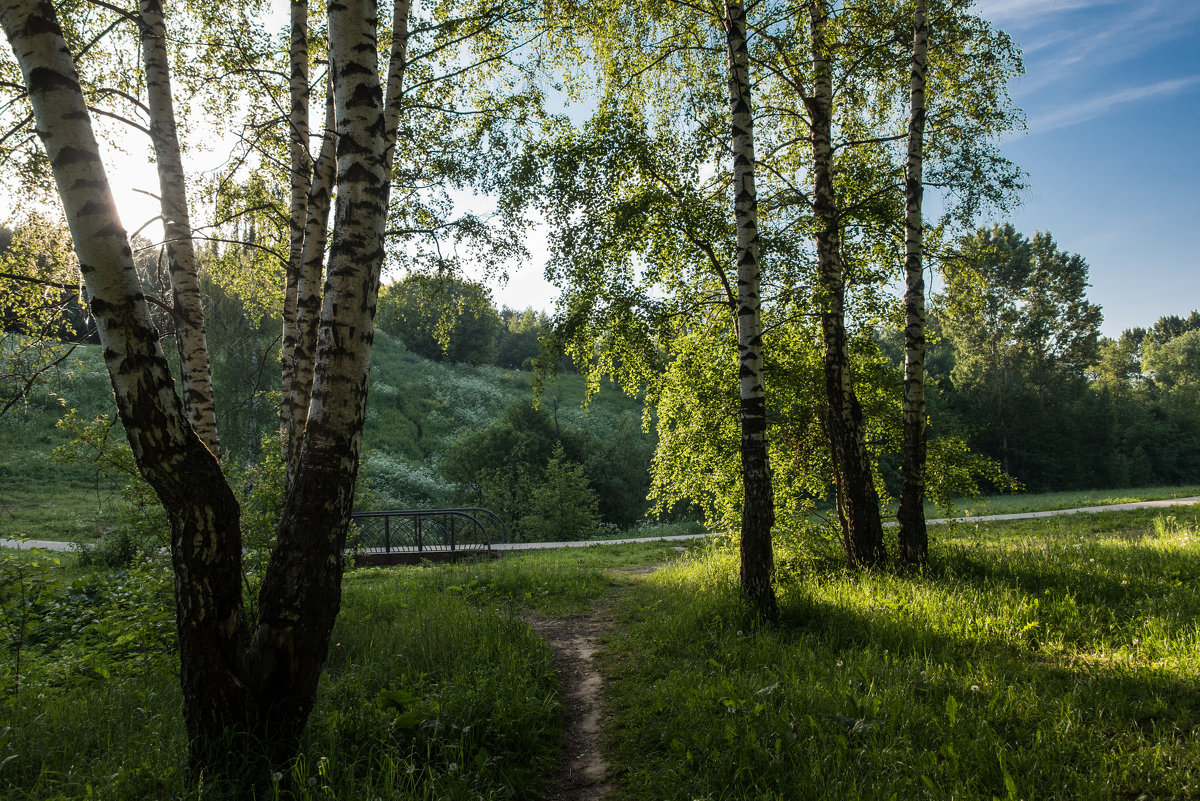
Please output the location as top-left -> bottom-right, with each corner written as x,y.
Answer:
247,0 -> 392,748
281,0 -> 311,463
288,86 -> 336,472
140,0 -> 219,453
808,0 -> 886,568
725,0 -> 776,617
1,0 -> 247,768
286,0 -> 407,475
383,0 -> 410,164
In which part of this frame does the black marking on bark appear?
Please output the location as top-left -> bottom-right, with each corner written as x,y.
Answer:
22,7 -> 65,37
51,144 -> 101,167
69,178 -> 106,191
346,82 -> 382,108
26,65 -> 77,94
343,161 -> 377,184
340,61 -> 373,77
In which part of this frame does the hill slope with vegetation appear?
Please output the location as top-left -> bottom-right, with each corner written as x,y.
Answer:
1,328 -> 657,546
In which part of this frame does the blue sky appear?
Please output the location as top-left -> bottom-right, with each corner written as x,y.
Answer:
977,0 -> 1200,337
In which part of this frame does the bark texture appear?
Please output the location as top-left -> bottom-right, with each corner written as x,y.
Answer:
897,0 -> 929,567
1,0 -> 248,770
245,0 -> 392,758
281,0 -> 311,469
725,0 -> 777,617
140,0 -> 219,453
807,0 -> 886,568
289,86 -> 337,474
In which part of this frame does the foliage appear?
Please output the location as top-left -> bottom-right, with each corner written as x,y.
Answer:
0,215 -> 93,420
200,271 -> 282,463
0,551 -> 630,799
377,274 -> 504,366
937,225 -> 1104,489
521,442 -> 600,541
361,449 -> 454,511
51,411 -> 168,566
438,397 -> 649,538
495,307 -> 551,370
0,545 -> 61,703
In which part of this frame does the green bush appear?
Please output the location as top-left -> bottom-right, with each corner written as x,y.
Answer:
521,443 -> 600,541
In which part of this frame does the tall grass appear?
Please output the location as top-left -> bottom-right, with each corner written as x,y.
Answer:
0,541 -> 683,799
599,508 -> 1200,800
4,509 -> 1197,799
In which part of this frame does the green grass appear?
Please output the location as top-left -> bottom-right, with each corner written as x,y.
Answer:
4,508 -> 1199,799
0,542 -> 692,799
598,506 -> 1200,800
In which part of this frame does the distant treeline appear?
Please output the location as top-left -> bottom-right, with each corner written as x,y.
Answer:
7,218 -> 1198,499
375,273 -> 558,371
888,225 -> 1200,494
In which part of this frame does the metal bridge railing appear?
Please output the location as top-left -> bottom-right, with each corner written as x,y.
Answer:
349,508 -> 508,560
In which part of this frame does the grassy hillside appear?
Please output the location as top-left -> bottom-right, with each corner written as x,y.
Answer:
360,329 -> 653,516
1,343 -> 128,542
1,330 -> 655,541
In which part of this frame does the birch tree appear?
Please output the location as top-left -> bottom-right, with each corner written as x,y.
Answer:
897,0 -> 928,566
537,0 -> 782,613
805,0 -> 887,567
747,0 -> 1020,567
140,0 -> 219,453
726,0 -> 776,615
0,0 -> 399,778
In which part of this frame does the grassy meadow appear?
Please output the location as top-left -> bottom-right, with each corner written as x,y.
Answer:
2,507 -> 1199,799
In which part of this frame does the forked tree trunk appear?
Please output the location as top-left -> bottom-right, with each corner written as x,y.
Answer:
140,0 -> 219,453
725,0 -> 777,617
0,0 -> 248,768
287,0 -> 408,479
244,0 -> 393,759
897,0 -> 929,568
807,0 -> 886,568
2,0 -> 398,776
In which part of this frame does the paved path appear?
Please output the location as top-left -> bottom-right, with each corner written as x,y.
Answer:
6,496 -> 1200,554
917,496 -> 1200,527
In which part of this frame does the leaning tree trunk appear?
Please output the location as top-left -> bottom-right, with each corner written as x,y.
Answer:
897,0 -> 928,568
244,0 -> 393,760
140,0 -> 219,453
290,85 -> 337,473
725,0 -> 777,617
808,0 -> 886,568
0,0 -> 249,771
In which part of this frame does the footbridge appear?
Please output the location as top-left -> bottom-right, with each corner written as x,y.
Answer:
349,508 -> 509,565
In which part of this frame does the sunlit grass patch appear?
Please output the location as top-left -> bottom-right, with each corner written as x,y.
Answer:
599,510 -> 1200,800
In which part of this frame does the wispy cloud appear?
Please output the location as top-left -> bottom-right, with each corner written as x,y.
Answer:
1029,75 -> 1200,132
973,0 -> 1117,23
997,0 -> 1200,97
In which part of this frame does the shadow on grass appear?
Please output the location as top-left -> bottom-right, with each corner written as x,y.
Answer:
596,531 -> 1200,801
